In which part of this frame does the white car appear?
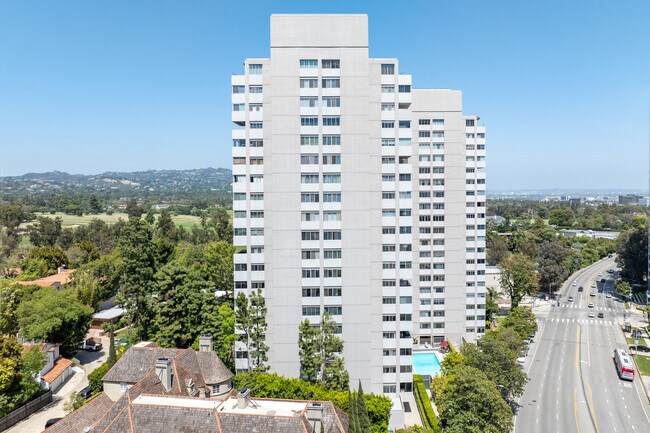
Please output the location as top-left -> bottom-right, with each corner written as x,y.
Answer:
517,356 -> 526,364
588,303 -> 594,308
572,282 -> 577,286
591,283 -> 596,288
588,312 -> 595,318
598,272 -> 603,276
606,293 -> 612,298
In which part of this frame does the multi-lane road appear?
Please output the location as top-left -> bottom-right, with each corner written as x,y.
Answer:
514,257 -> 650,433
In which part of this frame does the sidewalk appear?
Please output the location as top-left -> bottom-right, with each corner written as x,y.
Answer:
5,366 -> 85,433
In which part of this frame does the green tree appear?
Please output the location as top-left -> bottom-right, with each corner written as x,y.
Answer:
156,210 -> 177,241
88,194 -> 102,214
152,262 -> 210,348
486,230 -> 509,265
537,240 -> 569,294
548,207 -> 575,227
0,283 -> 38,335
298,319 -> 320,382
435,365 -> 513,433
460,328 -> 527,400
319,313 -> 349,391
20,245 -> 69,279
356,381 -> 371,433
248,289 -> 269,372
16,286 -> 93,353
106,324 -> 117,367
615,281 -> 632,301
28,216 -> 63,246
617,224 -> 648,283
501,306 -> 537,340
348,391 -> 360,433
202,241 -> 234,294
0,335 -> 21,394
485,287 -> 500,322
125,198 -> 143,219
499,253 -> 539,308
63,391 -> 84,414
118,218 -> 156,340
198,300 -> 237,371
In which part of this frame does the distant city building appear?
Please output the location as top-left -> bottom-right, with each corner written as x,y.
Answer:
618,194 -> 643,205
232,14 -> 486,396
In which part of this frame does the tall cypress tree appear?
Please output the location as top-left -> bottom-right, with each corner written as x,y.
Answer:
356,381 -> 371,433
347,391 -> 360,433
107,323 -> 117,367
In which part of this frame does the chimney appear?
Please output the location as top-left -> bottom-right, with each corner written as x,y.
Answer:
199,334 -> 214,352
155,358 -> 173,391
306,402 -> 324,433
237,387 -> 251,409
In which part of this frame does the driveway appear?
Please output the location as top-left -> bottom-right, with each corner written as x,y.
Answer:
5,335 -> 108,433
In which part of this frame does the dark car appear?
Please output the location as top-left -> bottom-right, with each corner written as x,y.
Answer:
45,418 -> 62,428
629,345 -> 650,353
600,278 -> 606,283
597,312 -> 604,318
578,286 -> 583,292
79,386 -> 93,400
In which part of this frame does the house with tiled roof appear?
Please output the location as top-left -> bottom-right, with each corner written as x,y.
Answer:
22,342 -> 75,391
44,335 -> 349,433
102,336 -> 233,401
16,268 -> 75,290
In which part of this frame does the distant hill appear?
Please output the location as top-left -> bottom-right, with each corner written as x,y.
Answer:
1,168 -> 232,207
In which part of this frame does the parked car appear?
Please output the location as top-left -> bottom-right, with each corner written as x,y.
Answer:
45,418 -> 62,428
630,345 -> 650,353
78,338 -> 103,352
79,386 -> 93,400
606,293 -> 612,298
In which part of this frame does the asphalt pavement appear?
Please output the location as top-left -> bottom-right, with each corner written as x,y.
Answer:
514,257 -> 650,433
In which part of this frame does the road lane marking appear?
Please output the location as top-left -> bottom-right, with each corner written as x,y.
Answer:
574,388 -> 581,433
586,381 -> 600,433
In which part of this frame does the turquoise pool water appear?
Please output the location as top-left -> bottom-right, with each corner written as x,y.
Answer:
412,351 -> 442,377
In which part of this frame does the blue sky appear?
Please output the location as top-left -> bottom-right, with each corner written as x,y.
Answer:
0,0 -> 648,190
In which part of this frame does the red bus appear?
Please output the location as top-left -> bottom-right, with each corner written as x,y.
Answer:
614,348 -> 635,381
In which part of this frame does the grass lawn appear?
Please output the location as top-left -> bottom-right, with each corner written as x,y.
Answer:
20,212 -> 201,229
627,336 -> 647,346
633,353 -> 650,376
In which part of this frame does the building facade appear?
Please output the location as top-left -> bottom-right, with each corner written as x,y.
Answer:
232,14 -> 486,395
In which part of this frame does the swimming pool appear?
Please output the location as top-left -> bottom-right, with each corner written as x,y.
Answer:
412,351 -> 442,377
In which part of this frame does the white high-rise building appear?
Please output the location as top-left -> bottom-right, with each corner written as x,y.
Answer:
232,14 -> 486,395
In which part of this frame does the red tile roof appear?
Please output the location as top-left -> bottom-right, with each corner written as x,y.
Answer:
42,357 -> 74,384
16,269 -> 75,288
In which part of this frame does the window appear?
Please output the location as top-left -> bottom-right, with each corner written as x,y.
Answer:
324,249 -> 342,259
382,121 -> 394,129
234,228 -> 246,236
323,154 -> 341,165
250,211 -> 264,218
382,209 -> 396,217
302,269 -> 320,278
300,97 -> 318,107
323,193 -> 341,203
120,382 -> 127,392
301,193 -> 320,203
323,135 -> 341,145
301,174 -> 319,184
323,211 -> 341,221
399,174 -> 411,181
232,85 -> 245,94
250,264 -> 264,272
250,193 -> 263,200
382,244 -> 396,252
234,210 -> 246,218
232,103 -> 245,111
383,366 -> 396,373
249,86 -> 263,93
300,78 -> 318,88
382,262 -> 395,269
400,296 -> 412,304
301,212 -> 319,222
233,192 -> 246,200
466,119 -> 475,127
323,116 -> 340,126
398,85 -> 411,93
250,140 -> 264,148
382,175 -> 395,181
382,157 -> 395,164
301,117 -> 318,126
323,174 -> 341,183
301,154 -> 319,164
399,120 -> 411,128
400,348 -> 412,355
249,103 -> 262,112
419,119 -> 430,125
301,135 -> 319,146
323,230 -> 342,240
323,97 -> 340,107
300,59 -> 318,68
383,384 -> 397,393
233,139 -> 246,147
250,228 -> 264,236
381,64 -> 395,74
325,306 -> 342,315
399,209 -> 411,216
381,103 -> 395,111
324,287 -> 342,296
302,287 -> 320,297
302,306 -> 320,316
382,192 -> 395,199
249,157 -> 263,165
382,227 -> 396,234
301,231 -> 319,241
250,122 -> 263,129
383,314 -> 396,322
249,64 -> 262,74
381,138 -> 395,147
322,79 -> 340,88
322,59 -> 340,69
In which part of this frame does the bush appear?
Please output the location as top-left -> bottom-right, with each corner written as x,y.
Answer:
233,372 -> 392,432
413,374 -> 441,433
88,353 -> 121,395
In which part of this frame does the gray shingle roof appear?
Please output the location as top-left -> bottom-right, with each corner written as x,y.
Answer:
44,392 -> 113,433
102,346 -> 180,383
195,350 -> 233,384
